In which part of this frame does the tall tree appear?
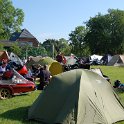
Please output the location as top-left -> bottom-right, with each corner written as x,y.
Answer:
69,26 -> 89,57
85,9 -> 124,55
10,42 -> 22,57
55,38 -> 71,56
0,0 -> 24,39
42,38 -> 71,58
0,44 -> 4,50
20,44 -> 47,59
42,39 -> 57,58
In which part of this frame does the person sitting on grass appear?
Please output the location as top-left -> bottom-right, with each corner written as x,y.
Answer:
113,80 -> 124,89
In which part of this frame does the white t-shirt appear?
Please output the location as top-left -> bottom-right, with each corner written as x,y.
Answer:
0,66 -> 6,73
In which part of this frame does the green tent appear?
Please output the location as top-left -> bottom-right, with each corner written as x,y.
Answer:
39,57 -> 56,65
28,69 -> 124,124
26,57 -> 64,76
26,56 -> 53,67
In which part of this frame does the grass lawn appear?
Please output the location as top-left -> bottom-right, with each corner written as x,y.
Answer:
0,90 -> 41,124
0,66 -> 124,124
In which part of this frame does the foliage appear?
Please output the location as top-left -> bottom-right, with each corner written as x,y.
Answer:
0,44 -> 5,50
3,43 -> 47,59
42,38 -> 71,58
85,9 -> 124,55
42,39 -> 56,58
57,38 -> 72,55
69,26 -> 90,57
20,44 -> 47,59
9,42 -> 22,56
0,0 -> 24,39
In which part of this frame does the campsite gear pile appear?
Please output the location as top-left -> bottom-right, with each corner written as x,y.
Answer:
28,69 -> 124,124
0,51 -> 34,81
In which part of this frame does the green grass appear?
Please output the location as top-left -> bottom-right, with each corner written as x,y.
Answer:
0,90 -> 41,124
91,65 -> 124,83
0,66 -> 124,124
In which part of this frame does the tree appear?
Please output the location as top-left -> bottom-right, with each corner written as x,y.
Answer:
0,44 -> 5,50
42,39 -> 57,58
10,42 -> 22,57
55,38 -> 71,56
69,26 -> 89,57
85,9 -> 124,55
42,38 -> 71,58
20,44 -> 47,59
0,0 -> 24,39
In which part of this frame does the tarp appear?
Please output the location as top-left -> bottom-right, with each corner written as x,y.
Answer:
28,69 -> 124,124
107,55 -> 124,66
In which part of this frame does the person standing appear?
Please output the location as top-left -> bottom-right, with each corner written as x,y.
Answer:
56,52 -> 66,64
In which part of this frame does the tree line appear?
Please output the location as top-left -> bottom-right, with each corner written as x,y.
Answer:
1,0 -> 124,58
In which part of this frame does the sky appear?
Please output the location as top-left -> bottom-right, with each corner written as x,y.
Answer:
12,0 -> 124,43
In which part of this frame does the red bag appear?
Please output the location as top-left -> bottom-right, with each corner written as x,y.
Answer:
18,65 -> 28,75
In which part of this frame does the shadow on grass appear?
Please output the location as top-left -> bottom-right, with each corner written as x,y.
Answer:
0,106 -> 40,124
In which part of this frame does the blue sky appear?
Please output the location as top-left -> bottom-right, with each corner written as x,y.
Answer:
12,0 -> 124,43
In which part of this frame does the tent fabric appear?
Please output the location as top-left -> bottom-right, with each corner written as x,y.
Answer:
39,57 -> 56,65
91,68 -> 103,77
26,57 -> 55,66
107,55 -> 124,66
90,54 -> 103,61
28,69 -> 124,124
26,57 -> 63,76
49,62 -> 64,76
39,57 -> 63,76
29,56 -> 43,62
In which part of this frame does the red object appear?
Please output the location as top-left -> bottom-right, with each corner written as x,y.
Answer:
0,69 -> 36,99
62,56 -> 67,64
18,65 -> 28,75
0,80 -> 35,99
3,70 -> 14,79
56,54 -> 63,63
